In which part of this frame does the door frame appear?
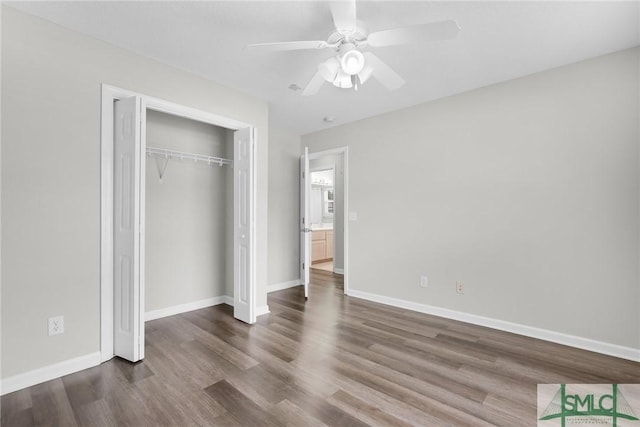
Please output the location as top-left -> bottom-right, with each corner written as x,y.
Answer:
100,84 -> 257,362
306,147 -> 349,294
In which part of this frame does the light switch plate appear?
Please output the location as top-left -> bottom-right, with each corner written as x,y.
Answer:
420,275 -> 428,288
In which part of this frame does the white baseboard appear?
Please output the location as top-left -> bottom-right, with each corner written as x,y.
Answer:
334,268 -> 344,275
2,296 -> 264,396
267,279 -> 301,293
256,305 -> 270,317
145,295 -> 233,321
347,289 -> 640,362
1,351 -> 101,396
145,295 -> 269,321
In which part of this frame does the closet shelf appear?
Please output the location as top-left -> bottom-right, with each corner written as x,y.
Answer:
146,146 -> 233,167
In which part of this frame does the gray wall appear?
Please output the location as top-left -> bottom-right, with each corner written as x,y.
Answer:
303,48 -> 640,350
309,155 -> 344,271
1,6 -> 269,379
268,128 -> 301,286
145,111 -> 232,311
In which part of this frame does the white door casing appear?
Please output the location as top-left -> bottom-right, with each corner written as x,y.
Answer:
113,96 -> 144,362
234,127 -> 256,323
300,147 -> 311,299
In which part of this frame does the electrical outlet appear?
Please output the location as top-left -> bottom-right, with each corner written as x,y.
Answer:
420,275 -> 428,288
48,316 -> 64,336
456,281 -> 464,295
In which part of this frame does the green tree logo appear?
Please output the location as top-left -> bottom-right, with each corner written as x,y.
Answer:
539,384 -> 639,427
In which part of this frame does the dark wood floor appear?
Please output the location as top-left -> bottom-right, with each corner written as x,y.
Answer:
2,270 -> 639,426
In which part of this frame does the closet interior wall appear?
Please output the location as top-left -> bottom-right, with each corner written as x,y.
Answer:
145,110 -> 234,313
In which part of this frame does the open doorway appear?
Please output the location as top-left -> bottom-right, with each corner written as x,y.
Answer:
300,147 -> 349,296
309,167 -> 336,273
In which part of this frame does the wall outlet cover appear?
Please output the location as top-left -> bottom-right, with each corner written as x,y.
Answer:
48,316 -> 64,336
456,281 -> 464,294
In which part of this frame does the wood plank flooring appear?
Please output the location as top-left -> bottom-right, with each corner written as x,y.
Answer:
311,261 -> 333,273
2,270 -> 639,426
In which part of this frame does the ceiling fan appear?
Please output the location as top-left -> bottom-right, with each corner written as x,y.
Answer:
247,0 -> 460,95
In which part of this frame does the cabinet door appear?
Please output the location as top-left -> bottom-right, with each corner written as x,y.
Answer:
326,231 -> 334,259
312,230 -> 326,241
312,240 -> 326,262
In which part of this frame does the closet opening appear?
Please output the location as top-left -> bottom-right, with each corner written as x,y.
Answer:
101,85 -> 257,363
144,110 -> 235,323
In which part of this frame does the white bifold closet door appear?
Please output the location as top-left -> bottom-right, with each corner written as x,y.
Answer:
113,96 -> 144,362
233,127 -> 255,323
300,147 -> 310,299
112,97 -> 255,362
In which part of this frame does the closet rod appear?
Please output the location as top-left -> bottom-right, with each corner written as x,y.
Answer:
146,146 -> 233,167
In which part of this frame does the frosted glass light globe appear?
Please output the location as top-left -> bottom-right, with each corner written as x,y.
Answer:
340,50 -> 365,75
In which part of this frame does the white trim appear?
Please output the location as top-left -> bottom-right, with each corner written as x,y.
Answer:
146,95 -> 248,131
308,147 -> 349,158
343,148 -> 349,294
145,296 -> 233,322
102,84 -> 250,131
347,289 -> 640,362
0,4 -> 3,396
256,305 -> 271,317
0,352 -> 101,396
250,128 -> 258,323
334,268 -> 344,275
267,280 -> 302,293
139,98 -> 147,361
307,147 -> 349,295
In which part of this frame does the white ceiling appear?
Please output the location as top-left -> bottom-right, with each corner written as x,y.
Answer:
8,1 -> 639,135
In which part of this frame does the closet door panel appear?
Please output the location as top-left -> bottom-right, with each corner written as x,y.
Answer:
113,96 -> 143,362
234,127 -> 255,324
300,147 -> 310,299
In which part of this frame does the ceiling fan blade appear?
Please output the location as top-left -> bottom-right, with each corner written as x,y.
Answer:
363,52 -> 405,91
246,40 -> 332,51
329,0 -> 357,33
367,20 -> 460,47
302,70 -> 326,96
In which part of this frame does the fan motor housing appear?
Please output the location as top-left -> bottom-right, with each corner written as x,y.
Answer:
328,21 -> 368,48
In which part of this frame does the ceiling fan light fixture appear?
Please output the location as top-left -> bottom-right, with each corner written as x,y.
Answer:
319,56 -> 340,82
333,71 -> 353,89
352,75 -> 359,91
340,49 -> 365,75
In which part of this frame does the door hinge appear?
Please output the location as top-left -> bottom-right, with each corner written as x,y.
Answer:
303,171 -> 305,179
303,263 -> 305,270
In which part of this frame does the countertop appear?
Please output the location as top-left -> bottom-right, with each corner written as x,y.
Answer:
311,225 -> 333,231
